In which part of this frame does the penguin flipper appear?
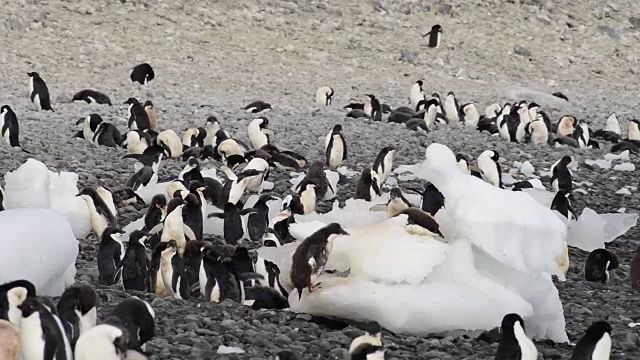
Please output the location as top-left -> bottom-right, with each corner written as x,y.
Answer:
148,223 -> 164,235
207,212 -> 224,219
183,225 -> 197,241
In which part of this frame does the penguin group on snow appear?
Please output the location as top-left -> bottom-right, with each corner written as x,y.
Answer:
0,60 -> 637,360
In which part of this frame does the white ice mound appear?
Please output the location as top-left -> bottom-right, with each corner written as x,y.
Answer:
566,208 -> 639,252
294,199 -> 388,229
0,208 -> 78,296
417,144 -> 567,278
4,159 -> 91,239
289,170 -> 340,200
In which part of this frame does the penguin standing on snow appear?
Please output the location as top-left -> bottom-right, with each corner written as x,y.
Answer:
316,86 -> 334,106
248,117 -> 273,149
477,150 -> 503,188
550,155 -> 573,194
130,63 -> 155,85
355,168 -> 382,202
584,249 -> 619,284
244,100 -> 272,114
386,187 -> 413,217
98,227 -> 126,286
570,321 -> 612,360
74,324 -> 128,360
290,223 -> 349,299
72,89 -> 112,105
372,146 -> 396,186
124,98 -> 151,131
56,284 -> 98,347
27,72 -> 54,111
495,313 -> 538,360
1,105 -> 32,153
422,24 -> 443,48
247,194 -> 277,242
18,297 -> 73,360
325,124 -> 347,168
443,91 -> 460,123
78,187 -> 117,237
398,208 -> 443,237
108,296 -> 155,351
120,230 -> 150,291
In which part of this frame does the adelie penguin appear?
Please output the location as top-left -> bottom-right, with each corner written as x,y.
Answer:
18,297 -> 73,360
77,186 -> 117,238
398,207 -> 443,237
107,296 -> 156,351
316,86 -> 334,106
126,150 -> 162,191
443,91 -> 460,123
363,94 -> 383,122
130,63 -> 155,85
27,72 -> 54,112
290,223 -> 349,299
247,194 -> 278,242
248,117 -> 273,149
98,227 -> 126,286
56,284 -> 98,347
550,189 -> 577,220
297,180 -> 317,214
244,100 -> 272,114
120,230 -> 150,291
200,247 -> 245,303
495,313 -> 538,360
460,103 -> 480,128
1,105 -> 33,154
406,182 -> 445,216
74,323 -> 128,360
550,155 -> 573,194
150,240 -> 188,299
386,187 -> 413,217
72,89 -> 112,105
423,24 -> 443,48
372,146 -> 396,186
477,150 -> 503,188
144,100 -> 158,130
125,98 -> 151,131
0,279 -> 36,326
409,80 -> 425,110
355,168 -> 382,202
584,249 -> 619,284
325,124 -> 347,168
181,127 -> 208,149
208,202 -> 258,245
294,160 -> 334,200
570,321 -> 612,360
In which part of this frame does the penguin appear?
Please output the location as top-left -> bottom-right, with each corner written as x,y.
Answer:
420,98 -> 443,130
56,284 -> 98,347
372,146 -> 396,185
78,187 -> 117,237
552,92 -> 569,102
18,297 -> 73,360
573,121 -> 591,148
350,343 -> 385,359
122,130 -> 152,155
406,182 -> 445,216
423,24 -> 443,48
159,240 -> 188,299
550,190 -> 577,220
124,98 -> 151,131
74,324 -> 128,360
182,193 -> 204,242
247,194 -> 277,242
158,198 -> 194,254
550,155 -> 573,193
232,246 -> 256,286
244,100 -> 272,113
631,244 -> 640,289
325,124 -> 347,168
297,181 -> 317,214
569,321 -> 612,360
92,121 -> 123,148
248,117 -> 272,149
553,136 -> 580,148
0,280 -> 36,326
181,241 -> 205,297
294,160 -> 334,199
218,167 -> 263,206
387,106 -> 415,124
200,247 -> 243,303
290,223 -> 349,299
0,185 -> 4,212
130,63 -> 155,85
527,102 -> 540,122
208,203 -> 258,245
364,94 -> 383,122
144,194 -> 167,231
282,193 -> 305,216
511,179 -> 545,192
98,227 -> 126,286
120,230 -> 150,292
126,153 -> 162,191
75,113 -> 104,144
181,127 -> 208,149
584,249 -> 619,284
455,153 -> 483,178
627,119 -> 640,141
611,140 -> 640,154
443,91 -> 460,123
245,286 -> 289,310
477,115 -> 499,135
269,152 -> 304,172
0,319 -> 20,360
460,103 -> 480,128
109,296 -> 155,351
386,187 -> 413,217
1,105 -> 31,153
477,150 -> 503,188
398,208 -> 443,237
495,313 -> 538,360
524,119 -> 549,145
156,129 -> 183,158
592,113 -> 621,143
316,86 -> 334,106
515,105 -> 533,143
485,103 -> 502,118
72,89 -> 111,105
178,157 -> 204,187
203,115 -> 224,145
557,115 -> 576,137
345,109 -> 369,119
27,72 -> 54,112
409,80 -> 424,110
216,131 -> 247,163
355,168 -> 382,202
243,157 -> 270,193
349,321 -> 383,355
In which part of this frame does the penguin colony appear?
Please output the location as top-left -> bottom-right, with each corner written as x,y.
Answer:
0,59 -> 637,359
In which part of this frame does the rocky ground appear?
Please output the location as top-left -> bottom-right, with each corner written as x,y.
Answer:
1,0 -> 640,358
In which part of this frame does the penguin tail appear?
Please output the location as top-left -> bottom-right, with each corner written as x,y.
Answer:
297,288 -> 303,300
21,147 -> 34,155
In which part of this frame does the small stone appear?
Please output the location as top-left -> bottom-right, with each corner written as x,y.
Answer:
629,16 -> 640,29
193,339 -> 213,351
514,45 -> 532,58
398,49 -> 419,65
536,15 -> 552,25
597,25 -> 621,39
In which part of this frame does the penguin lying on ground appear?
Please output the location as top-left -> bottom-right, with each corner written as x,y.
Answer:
584,249 -> 619,284
72,89 -> 112,105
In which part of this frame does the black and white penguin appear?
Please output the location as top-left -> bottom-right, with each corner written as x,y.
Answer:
387,106 -> 415,124
460,103 -> 480,128
158,198 -> 194,254
592,113 -> 621,143
282,193 -> 305,216
0,279 -> 36,326
550,190 -> 577,220
56,284 -> 98,347
1,105 -> 31,153
78,187 -> 117,237
355,168 -> 382,202
98,227 -> 126,286
208,202 -> 257,245
584,249 -> 619,284
349,321 -> 383,355
552,92 -> 569,102
124,98 -> 151,131
92,121 -> 123,148
248,117 -> 272,149
126,153 -> 162,192
74,323 -> 128,360
121,230 -> 150,291
130,63 -> 155,85
182,193 -> 204,242
107,297 -> 155,352
455,153 -> 483,178
364,94 -> 383,122
443,91 -> 460,123
75,113 -> 104,143
242,157 -> 270,193
550,155 -> 573,194
423,24 -> 443,48
627,119 -> 640,141
511,179 -> 545,192
27,72 -> 54,112
156,129 -> 183,159
218,167 -> 263,206
316,86 -> 334,106
386,187 -> 413,217
477,150 -> 503,188
325,124 -> 347,168
72,89 -> 112,105
524,119 -> 549,145
18,297 -> 73,360
495,313 -> 538,360
420,98 -> 444,130
122,129 -> 152,155
144,194 -> 167,231
398,208 -> 443,237
570,321 -> 612,360
557,115 -> 576,137
247,194 -> 277,242
200,247 -> 247,303
181,127 -> 208,149
372,146 -> 396,186
144,101 -> 158,130
409,80 -> 425,110
294,160 -> 334,199
290,223 -> 349,299
573,121 -> 591,149
178,157 -> 204,188
297,181 -> 317,215
158,240 -> 188,299
268,152 -> 304,172
244,100 -> 272,113
216,131 -> 247,164
407,182 -> 445,216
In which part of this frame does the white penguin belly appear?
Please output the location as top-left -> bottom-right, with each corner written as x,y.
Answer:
78,307 -> 97,335
33,94 -> 41,111
300,189 -> 316,214
155,269 -> 169,296
20,314 -> 45,360
160,257 -> 177,298
91,214 -> 109,238
329,141 -> 344,168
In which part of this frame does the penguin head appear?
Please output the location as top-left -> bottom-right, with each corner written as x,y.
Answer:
188,180 -> 206,195
256,117 -> 269,128
17,297 -> 42,318
215,129 -> 229,143
462,103 -> 476,115
322,222 -> 350,237
432,24 -> 442,33
149,195 -> 167,210
129,230 -> 147,245
166,197 -> 185,214
500,313 -> 525,335
26,72 -> 39,78
560,155 -> 573,165
331,124 -> 343,134
124,97 -> 140,105
389,187 -> 403,200
143,100 -> 153,108
425,98 -> 440,112
488,150 -> 499,162
584,320 -> 612,338
416,80 -> 424,89
309,160 -> 325,173
205,115 -> 219,126
184,193 -> 200,207
259,193 -> 277,204
186,157 -> 200,170
380,145 -> 396,155
528,102 -> 540,110
364,94 -> 376,103
630,119 -> 640,126
103,227 -> 126,242
447,91 -> 455,97
0,105 -> 11,114
365,321 -> 383,337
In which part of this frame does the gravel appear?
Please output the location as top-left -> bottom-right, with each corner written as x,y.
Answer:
1,0 -> 640,358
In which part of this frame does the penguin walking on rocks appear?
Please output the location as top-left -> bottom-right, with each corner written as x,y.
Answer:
409,80 -> 425,110
248,117 -> 273,149
27,72 -> 54,111
422,24 -> 443,48
209,203 -> 258,245
316,86 -> 334,106
570,321 -> 612,360
584,249 -> 619,284
550,155 -> 573,194
244,100 -> 272,114
18,297 -> 73,360
1,105 -> 32,153
144,195 -> 167,231
325,124 -> 347,168
349,322 -> 385,360
291,223 -> 349,299
355,168 -> 382,202
108,296 -> 155,351
78,187 -> 117,238
98,227 -> 126,286
247,194 -> 277,242
443,91 -> 460,123
477,150 -> 503,188
460,103 -> 480,128
372,146 -> 396,186
130,63 -> 155,85
524,120 -> 549,145
72,89 -> 112,105
495,313 -> 538,360
120,230 -> 150,291
631,244 -> 640,289
124,98 -> 151,131
56,284 -> 98,347
364,94 -> 383,122
74,324 -> 128,360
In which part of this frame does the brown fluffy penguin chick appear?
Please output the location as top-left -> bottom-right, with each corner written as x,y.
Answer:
397,208 -> 443,237
0,320 -> 20,360
290,223 -> 349,299
631,244 -> 640,289
144,100 -> 157,130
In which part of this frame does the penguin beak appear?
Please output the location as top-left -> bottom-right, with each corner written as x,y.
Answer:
76,118 -> 84,125
340,229 -> 350,236
135,195 -> 146,206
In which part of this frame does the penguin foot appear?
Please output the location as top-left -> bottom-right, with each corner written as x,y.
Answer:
309,282 -> 322,292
